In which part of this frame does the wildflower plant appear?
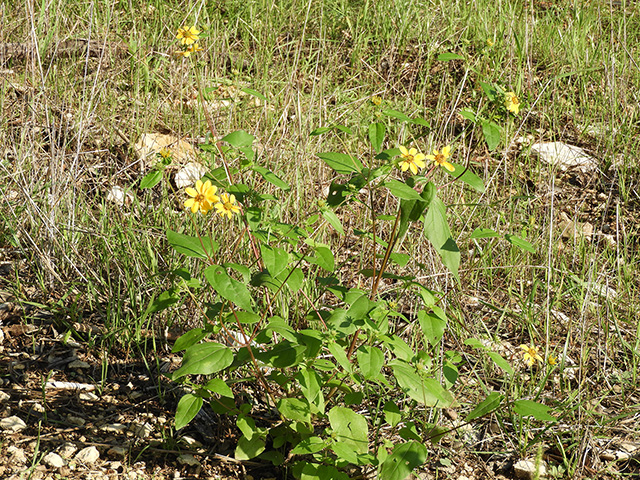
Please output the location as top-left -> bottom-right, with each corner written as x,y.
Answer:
147,27 -> 555,480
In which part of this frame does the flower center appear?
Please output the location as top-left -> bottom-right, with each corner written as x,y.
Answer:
435,154 -> 444,164
195,193 -> 205,204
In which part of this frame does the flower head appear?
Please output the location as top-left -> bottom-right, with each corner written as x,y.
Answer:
158,148 -> 172,160
426,146 -> 455,172
371,95 -> 382,106
547,355 -> 557,366
176,26 -> 200,46
215,193 -> 240,218
398,145 -> 426,175
177,43 -> 203,57
184,180 -> 219,214
519,343 -> 543,367
505,92 -> 520,115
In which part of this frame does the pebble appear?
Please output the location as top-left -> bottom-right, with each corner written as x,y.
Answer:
0,415 -> 27,432
131,422 -> 153,438
0,390 -> 10,403
78,392 -> 99,402
75,446 -> 100,464
101,423 -> 128,433
57,443 -> 78,459
68,360 -> 90,369
177,454 -> 200,466
107,446 -> 128,458
7,445 -> 28,463
43,452 -> 66,468
514,459 -> 546,480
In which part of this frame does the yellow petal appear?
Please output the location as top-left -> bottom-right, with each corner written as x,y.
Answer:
185,187 -> 197,197
399,145 -> 409,156
444,161 -> 455,172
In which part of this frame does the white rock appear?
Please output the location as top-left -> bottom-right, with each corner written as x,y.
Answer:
101,423 -> 128,433
31,402 -> 45,413
75,446 -> 100,464
177,454 -> 200,466
514,459 -> 546,479
78,392 -> 99,402
174,162 -> 207,188
43,452 -> 66,468
0,415 -> 27,432
131,422 -> 153,438
106,186 -> 134,206
531,142 -> 598,172
134,133 -> 198,170
7,446 -> 28,463
0,390 -> 10,403
67,415 -> 85,426
57,443 -> 78,459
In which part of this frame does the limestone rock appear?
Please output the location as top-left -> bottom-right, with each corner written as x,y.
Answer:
531,142 -> 597,172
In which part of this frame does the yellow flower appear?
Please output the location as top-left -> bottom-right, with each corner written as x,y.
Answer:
426,146 -> 455,172
158,148 -> 172,160
547,355 -> 557,366
176,43 -> 203,57
505,92 -> 520,115
519,343 -> 543,367
176,26 -> 200,46
398,146 -> 426,175
184,180 -> 219,214
215,193 -> 240,218
371,95 -> 382,106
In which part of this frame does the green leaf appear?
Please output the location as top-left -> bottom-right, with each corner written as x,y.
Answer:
379,441 -> 428,480
505,234 -> 535,253
203,378 -> 234,398
447,163 -> 484,193
465,392 -> 504,422
385,179 -> 424,201
298,463 -> 350,480
513,400 -> 557,422
487,351 -> 515,375
479,81 -> 498,101
318,152 -> 363,174
298,367 -> 325,414
235,434 -> 266,460
418,310 -> 447,346
314,245 -> 335,272
328,406 -> 368,454
175,394 -> 203,430
140,169 -> 163,189
422,183 -> 460,283
172,342 -> 233,380
172,328 -> 206,353
368,123 -> 385,153
252,165 -> 290,191
321,208 -> 344,235
328,341 -> 352,373
481,119 -> 501,151
240,87 -> 267,102
291,436 -> 326,455
204,265 -> 254,312
278,397 -> 312,423
460,108 -> 476,122
310,126 -> 333,135
277,267 -> 304,292
222,130 -> 255,148
383,401 -> 401,427
167,230 -> 217,259
390,360 -> 455,407
260,244 -> 289,278
382,109 -> 412,122
437,52 -> 465,61
470,228 -> 501,239
357,345 -> 385,381
146,290 -> 180,314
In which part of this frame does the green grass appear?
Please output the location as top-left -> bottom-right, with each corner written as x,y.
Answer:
2,0 -> 640,478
